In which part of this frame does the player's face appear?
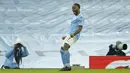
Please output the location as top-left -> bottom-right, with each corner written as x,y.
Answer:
72,5 -> 80,15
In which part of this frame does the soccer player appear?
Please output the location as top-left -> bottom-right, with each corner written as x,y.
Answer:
2,39 -> 29,69
60,3 -> 84,71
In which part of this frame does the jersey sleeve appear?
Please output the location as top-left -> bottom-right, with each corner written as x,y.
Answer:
78,16 -> 84,26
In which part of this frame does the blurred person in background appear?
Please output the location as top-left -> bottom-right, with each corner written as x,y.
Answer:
106,41 -> 127,56
1,38 -> 29,69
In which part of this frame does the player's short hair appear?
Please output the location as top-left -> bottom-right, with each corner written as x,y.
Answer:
73,3 -> 80,9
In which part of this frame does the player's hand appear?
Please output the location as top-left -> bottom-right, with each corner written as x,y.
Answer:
70,34 -> 74,38
62,36 -> 66,40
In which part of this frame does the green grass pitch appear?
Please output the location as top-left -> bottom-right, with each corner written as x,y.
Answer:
0,69 -> 130,73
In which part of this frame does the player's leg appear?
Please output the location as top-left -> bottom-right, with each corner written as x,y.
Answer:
60,35 -> 70,68
60,35 -> 74,71
60,44 -> 70,67
60,35 -> 77,71
60,47 -> 66,67
60,43 -> 71,71
63,43 -> 70,68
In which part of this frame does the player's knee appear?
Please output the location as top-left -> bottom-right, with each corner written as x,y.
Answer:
64,43 -> 70,48
63,43 -> 70,51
